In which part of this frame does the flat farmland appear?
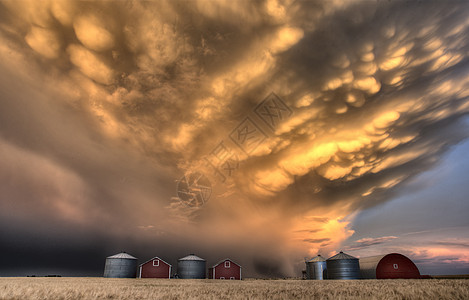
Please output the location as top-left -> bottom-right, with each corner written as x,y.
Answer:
0,278 -> 468,300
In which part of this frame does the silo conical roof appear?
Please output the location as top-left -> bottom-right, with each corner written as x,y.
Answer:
107,252 -> 137,259
327,251 -> 357,260
307,255 -> 326,262
178,254 -> 205,261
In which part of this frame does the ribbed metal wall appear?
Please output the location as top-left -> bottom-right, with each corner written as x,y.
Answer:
359,254 -> 386,279
326,251 -> 360,280
177,255 -> 206,279
305,255 -> 327,280
103,253 -> 138,278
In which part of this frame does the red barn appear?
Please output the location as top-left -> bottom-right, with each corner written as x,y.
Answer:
209,259 -> 241,280
360,253 -> 421,279
138,256 -> 172,279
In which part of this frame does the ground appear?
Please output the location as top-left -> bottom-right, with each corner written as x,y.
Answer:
0,278 -> 468,299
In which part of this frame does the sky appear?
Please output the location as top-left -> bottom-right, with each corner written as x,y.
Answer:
0,0 -> 468,277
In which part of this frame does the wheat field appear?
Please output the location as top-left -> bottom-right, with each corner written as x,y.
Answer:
0,278 -> 468,300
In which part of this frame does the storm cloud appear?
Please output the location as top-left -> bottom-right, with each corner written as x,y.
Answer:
0,0 -> 468,277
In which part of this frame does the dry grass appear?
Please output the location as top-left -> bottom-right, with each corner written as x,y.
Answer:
430,275 -> 469,279
0,278 -> 468,300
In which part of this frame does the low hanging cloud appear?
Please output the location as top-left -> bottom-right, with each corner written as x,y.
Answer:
345,236 -> 398,251
0,0 -> 468,277
303,238 -> 330,244
398,237 -> 469,274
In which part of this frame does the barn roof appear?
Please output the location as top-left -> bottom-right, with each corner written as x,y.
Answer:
107,252 -> 137,259
139,256 -> 172,267
178,254 -> 205,261
211,258 -> 242,268
327,251 -> 358,261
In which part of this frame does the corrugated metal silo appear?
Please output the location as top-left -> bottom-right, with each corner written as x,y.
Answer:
326,251 -> 360,280
177,254 -> 206,279
305,255 -> 327,280
103,252 -> 138,278
360,253 -> 420,279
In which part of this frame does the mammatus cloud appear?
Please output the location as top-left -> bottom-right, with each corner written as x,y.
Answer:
0,0 -> 468,276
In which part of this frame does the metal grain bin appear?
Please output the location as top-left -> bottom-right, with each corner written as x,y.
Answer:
177,254 -> 206,279
306,255 -> 327,280
326,251 -> 360,280
103,252 -> 138,278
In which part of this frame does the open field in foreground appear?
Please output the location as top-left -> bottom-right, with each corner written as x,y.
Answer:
0,278 -> 468,300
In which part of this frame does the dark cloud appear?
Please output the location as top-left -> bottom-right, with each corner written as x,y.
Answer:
253,258 -> 287,279
435,241 -> 469,248
345,236 -> 398,251
303,238 -> 330,244
294,229 -> 323,234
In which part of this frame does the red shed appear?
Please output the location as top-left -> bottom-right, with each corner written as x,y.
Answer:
208,259 -> 241,280
138,256 -> 172,279
359,253 -> 420,279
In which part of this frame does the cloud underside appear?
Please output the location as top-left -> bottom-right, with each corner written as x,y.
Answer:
0,0 -> 468,276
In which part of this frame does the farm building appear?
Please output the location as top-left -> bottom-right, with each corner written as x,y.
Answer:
103,252 -> 138,278
208,259 -> 242,280
305,255 -> 327,280
326,251 -> 360,280
177,254 -> 206,279
138,256 -> 172,278
359,253 -> 421,279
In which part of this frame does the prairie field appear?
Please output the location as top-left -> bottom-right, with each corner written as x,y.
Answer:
0,278 -> 468,300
